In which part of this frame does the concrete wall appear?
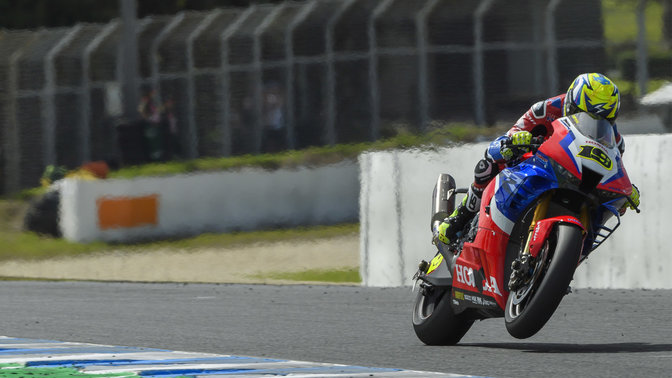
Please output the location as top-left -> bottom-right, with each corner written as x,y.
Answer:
359,134 -> 672,289
60,162 -> 359,243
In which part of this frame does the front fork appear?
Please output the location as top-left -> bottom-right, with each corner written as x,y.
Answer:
508,193 -> 590,291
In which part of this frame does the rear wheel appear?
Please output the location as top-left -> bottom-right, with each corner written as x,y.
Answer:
505,223 -> 583,339
412,284 -> 473,345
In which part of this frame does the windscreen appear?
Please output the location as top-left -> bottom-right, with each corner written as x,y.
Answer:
569,112 -> 616,148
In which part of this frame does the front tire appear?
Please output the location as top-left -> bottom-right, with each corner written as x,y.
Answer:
412,286 -> 473,345
505,223 -> 583,339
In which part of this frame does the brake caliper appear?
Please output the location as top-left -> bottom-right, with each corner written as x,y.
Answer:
508,254 -> 535,291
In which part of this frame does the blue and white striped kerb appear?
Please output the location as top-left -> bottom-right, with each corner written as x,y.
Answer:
0,336 -> 475,377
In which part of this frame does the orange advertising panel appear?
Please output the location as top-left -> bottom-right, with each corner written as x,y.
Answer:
97,195 -> 159,230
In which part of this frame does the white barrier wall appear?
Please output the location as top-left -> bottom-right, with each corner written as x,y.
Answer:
359,135 -> 672,289
60,162 -> 359,243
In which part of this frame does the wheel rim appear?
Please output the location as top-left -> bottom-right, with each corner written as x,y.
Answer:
413,286 -> 444,323
507,240 -> 551,320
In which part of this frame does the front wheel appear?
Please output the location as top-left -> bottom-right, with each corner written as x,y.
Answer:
505,223 -> 583,339
412,285 -> 473,345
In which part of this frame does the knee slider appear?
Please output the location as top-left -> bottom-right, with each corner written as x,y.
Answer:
474,158 -> 497,186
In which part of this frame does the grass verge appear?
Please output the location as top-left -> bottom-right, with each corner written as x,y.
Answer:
0,222 -> 359,262
252,267 -> 361,284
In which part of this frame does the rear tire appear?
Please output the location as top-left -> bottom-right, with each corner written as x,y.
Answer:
412,286 -> 473,345
504,223 -> 582,339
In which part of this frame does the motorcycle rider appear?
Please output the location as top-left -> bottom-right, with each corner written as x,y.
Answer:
434,72 -> 641,246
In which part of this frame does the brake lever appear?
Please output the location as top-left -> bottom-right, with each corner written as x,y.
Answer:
626,197 -> 641,214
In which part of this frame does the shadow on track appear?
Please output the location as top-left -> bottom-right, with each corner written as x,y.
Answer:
462,342 -> 672,354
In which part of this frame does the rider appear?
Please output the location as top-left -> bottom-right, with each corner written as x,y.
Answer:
434,72 -> 641,246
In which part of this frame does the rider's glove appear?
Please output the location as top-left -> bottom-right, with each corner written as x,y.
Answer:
501,131 -> 532,160
627,184 -> 640,210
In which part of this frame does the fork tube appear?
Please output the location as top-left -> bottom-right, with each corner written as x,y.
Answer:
522,193 -> 552,255
579,204 -> 590,235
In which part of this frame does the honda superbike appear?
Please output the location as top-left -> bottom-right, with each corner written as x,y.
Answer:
412,112 -> 639,344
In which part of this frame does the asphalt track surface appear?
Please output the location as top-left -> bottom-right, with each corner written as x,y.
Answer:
0,281 -> 670,377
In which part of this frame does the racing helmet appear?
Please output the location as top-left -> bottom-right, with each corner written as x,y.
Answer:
563,73 -> 620,124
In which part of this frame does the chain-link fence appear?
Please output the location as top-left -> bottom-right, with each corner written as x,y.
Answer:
0,0 -> 669,194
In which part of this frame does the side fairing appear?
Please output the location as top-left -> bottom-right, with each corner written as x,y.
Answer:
490,157 -> 558,235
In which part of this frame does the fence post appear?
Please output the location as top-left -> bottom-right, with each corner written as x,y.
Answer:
326,0 -> 357,145
473,0 -> 494,126
368,0 -> 394,141
253,4 -> 287,154
150,13 -> 185,109
531,1 -> 545,95
285,2 -> 318,149
545,0 -> 562,95
187,10 -> 222,159
636,0 -> 649,97
119,0 -> 140,121
43,25 -> 83,167
220,6 -> 256,156
5,38 -> 36,193
82,21 -> 119,163
416,0 -> 440,132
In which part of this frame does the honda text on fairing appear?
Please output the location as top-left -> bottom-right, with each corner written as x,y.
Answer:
412,112 -> 639,344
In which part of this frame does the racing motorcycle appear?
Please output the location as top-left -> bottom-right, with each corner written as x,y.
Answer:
412,112 -> 639,344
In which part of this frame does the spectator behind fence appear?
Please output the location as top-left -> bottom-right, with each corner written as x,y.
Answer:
138,88 -> 164,162
161,96 -> 181,160
261,81 -> 287,153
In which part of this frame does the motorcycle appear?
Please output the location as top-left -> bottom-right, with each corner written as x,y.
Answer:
412,112 -> 639,344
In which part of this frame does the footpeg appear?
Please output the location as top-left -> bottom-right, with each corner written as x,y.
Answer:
412,260 -> 429,283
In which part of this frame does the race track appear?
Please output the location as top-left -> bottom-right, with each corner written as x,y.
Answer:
0,281 -> 670,377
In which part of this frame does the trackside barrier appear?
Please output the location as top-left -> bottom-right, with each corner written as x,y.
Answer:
59,162 -> 358,243
359,134 -> 672,289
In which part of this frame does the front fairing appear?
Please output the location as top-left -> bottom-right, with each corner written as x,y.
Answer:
539,113 -> 632,196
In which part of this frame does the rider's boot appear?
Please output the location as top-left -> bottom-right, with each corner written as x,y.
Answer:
434,185 -> 481,245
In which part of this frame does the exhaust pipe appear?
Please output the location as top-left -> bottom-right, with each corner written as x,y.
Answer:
431,174 -> 456,232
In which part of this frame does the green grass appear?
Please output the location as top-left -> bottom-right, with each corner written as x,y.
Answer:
0,231 -> 110,261
612,78 -> 669,98
0,211 -> 358,263
254,267 -> 361,284
603,0 -> 664,46
130,223 -> 359,251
